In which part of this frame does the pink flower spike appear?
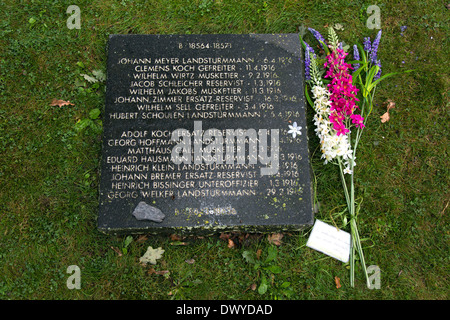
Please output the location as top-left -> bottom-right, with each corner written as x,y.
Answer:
350,114 -> 365,129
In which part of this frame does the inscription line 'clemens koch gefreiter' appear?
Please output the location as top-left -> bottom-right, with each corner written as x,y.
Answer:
98,34 -> 313,234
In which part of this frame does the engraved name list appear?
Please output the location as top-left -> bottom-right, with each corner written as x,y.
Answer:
98,34 -> 313,234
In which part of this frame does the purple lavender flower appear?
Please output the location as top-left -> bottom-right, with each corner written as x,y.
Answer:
353,45 -> 360,72
305,52 -> 311,80
304,42 -> 315,80
305,42 -> 316,56
308,28 -> 326,48
363,37 -> 371,52
369,30 -> 382,64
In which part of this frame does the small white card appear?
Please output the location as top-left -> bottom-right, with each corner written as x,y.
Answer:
306,219 -> 351,263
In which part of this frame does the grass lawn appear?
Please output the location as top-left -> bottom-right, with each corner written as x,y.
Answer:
0,0 -> 448,300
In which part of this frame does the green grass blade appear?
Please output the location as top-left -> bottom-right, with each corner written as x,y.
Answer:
305,84 -> 314,108
368,69 -> 416,91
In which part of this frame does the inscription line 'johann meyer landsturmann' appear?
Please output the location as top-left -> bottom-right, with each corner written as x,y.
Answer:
118,56 -> 255,66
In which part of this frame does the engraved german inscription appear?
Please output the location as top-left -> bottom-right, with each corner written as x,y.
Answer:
98,34 -> 313,234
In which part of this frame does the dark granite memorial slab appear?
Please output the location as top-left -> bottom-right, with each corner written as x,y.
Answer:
98,34 -> 313,235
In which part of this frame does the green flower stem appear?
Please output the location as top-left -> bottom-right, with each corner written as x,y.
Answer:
337,159 -> 355,285
345,65 -> 379,288
338,159 -> 351,212
351,125 -> 371,287
338,127 -> 371,287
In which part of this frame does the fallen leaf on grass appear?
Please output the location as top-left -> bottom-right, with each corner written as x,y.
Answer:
221,232 -> 262,248
185,258 -> 195,264
170,241 -> 188,246
334,23 -> 344,31
110,246 -> 122,256
136,235 -> 148,243
139,246 -> 164,265
385,99 -> 396,111
440,200 -> 449,216
50,99 -> 74,108
268,233 -> 283,246
156,270 -> 170,276
148,268 -> 170,276
381,99 -> 396,123
380,112 -> 390,123
220,233 -> 236,248
244,283 -> 257,293
335,276 -> 341,289
92,69 -> 106,82
219,232 -> 231,241
80,73 -> 98,83
256,248 -> 262,260
169,233 -> 188,245
170,234 -> 184,241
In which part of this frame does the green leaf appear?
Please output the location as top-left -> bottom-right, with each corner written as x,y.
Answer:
89,108 -> 101,120
264,265 -> 282,274
74,78 -> 86,88
265,246 -> 277,264
347,59 -> 363,64
356,43 -> 367,65
299,35 -> 307,50
124,235 -> 133,248
74,119 -> 92,131
258,275 -> 268,295
368,69 -> 415,91
319,40 -> 330,55
305,84 -> 314,108
351,64 -> 366,84
366,65 -> 380,89
184,279 -> 203,287
242,250 -> 256,265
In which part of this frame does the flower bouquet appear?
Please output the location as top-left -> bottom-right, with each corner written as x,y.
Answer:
301,27 -> 411,287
